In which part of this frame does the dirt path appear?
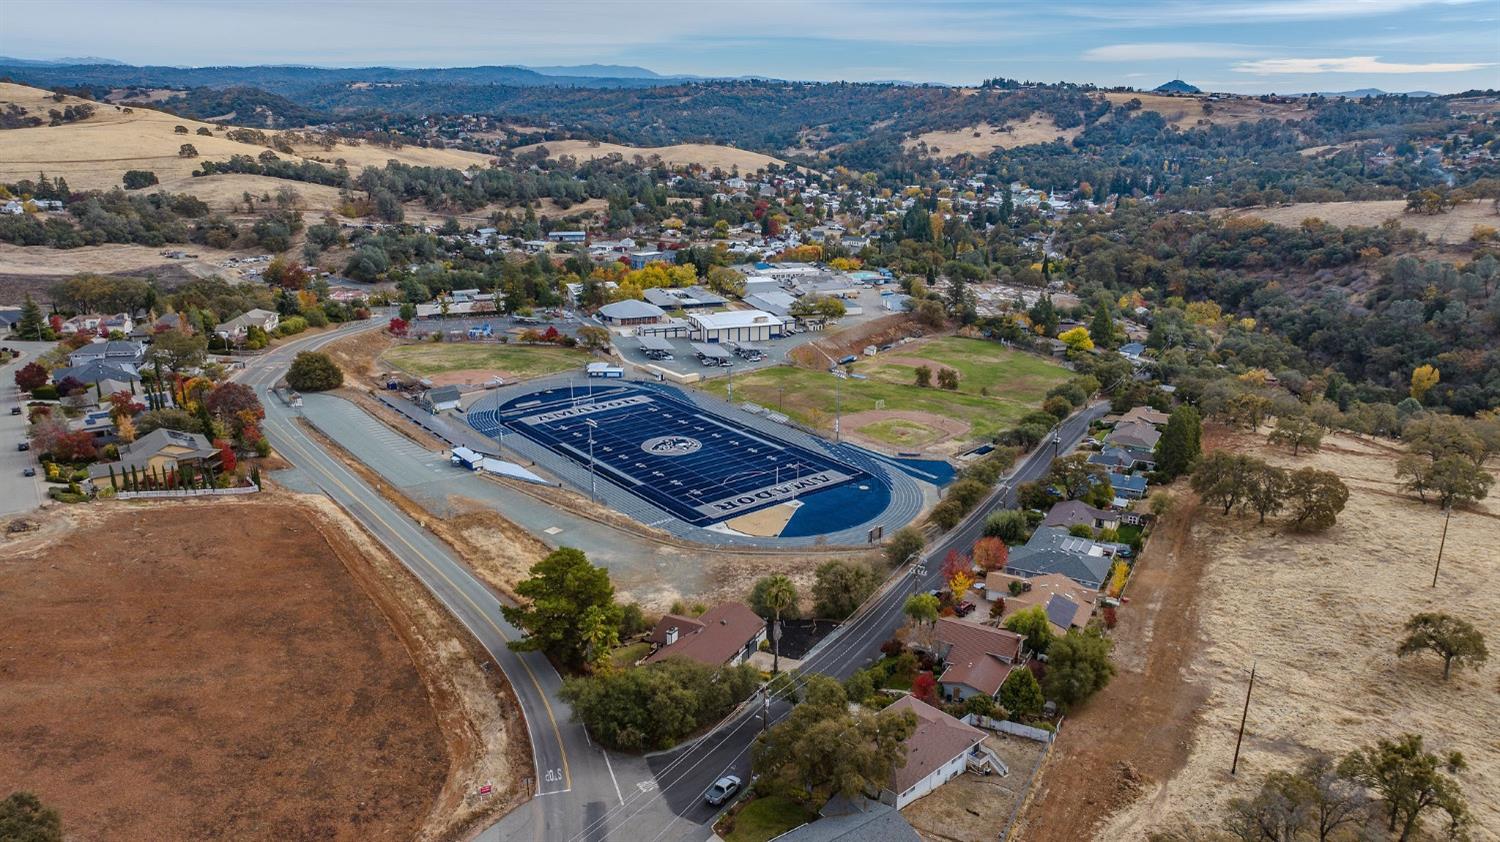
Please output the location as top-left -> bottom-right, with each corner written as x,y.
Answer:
1013,492 -> 1211,840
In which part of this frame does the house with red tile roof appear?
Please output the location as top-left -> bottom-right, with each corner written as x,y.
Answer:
643,602 -> 767,667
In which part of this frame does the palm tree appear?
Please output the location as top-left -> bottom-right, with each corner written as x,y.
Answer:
761,575 -> 798,675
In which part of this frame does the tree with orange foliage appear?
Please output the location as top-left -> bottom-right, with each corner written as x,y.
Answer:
972,537 -> 1009,572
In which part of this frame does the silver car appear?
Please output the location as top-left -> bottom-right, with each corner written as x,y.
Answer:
704,775 -> 741,806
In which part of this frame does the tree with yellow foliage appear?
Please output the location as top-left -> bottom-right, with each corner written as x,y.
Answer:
1058,326 -> 1094,353
1184,300 -> 1222,326
1410,364 -> 1440,402
829,257 -> 862,271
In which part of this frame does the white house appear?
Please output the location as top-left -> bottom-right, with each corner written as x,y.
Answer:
880,696 -> 987,809
687,309 -> 784,343
215,308 -> 280,340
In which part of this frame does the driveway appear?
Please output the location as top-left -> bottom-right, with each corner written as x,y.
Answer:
0,341 -> 55,517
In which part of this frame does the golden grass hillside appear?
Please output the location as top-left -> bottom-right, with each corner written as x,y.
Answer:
1100,91 -> 1313,129
1228,199 -> 1500,245
1102,429 -> 1500,841
512,138 -> 785,172
903,115 -> 1081,157
0,82 -> 493,191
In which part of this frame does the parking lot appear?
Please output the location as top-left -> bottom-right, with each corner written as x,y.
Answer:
0,342 -> 52,516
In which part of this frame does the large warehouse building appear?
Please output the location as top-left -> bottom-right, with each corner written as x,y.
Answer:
688,309 -> 785,343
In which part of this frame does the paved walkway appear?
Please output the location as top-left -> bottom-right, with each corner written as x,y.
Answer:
298,393 -> 714,597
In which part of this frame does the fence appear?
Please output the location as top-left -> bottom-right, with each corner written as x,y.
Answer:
116,484 -> 260,500
995,716 -> 1064,842
963,714 -> 1056,743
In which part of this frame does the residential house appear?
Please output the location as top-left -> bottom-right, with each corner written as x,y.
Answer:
50,360 -> 140,396
880,696 -> 987,809
0,308 -> 22,333
215,308 -> 280,340
1087,446 -> 1152,474
772,795 -> 919,842
1104,420 -> 1161,452
68,340 -> 145,369
1117,342 -> 1148,364
628,250 -> 670,269
87,427 -> 221,482
1041,500 -> 1119,533
1111,473 -> 1149,501
986,572 -> 1095,636
101,313 -> 135,335
1005,527 -> 1115,590
643,602 -> 766,667
597,299 -> 665,326
1118,405 -> 1170,427
921,618 -> 1026,702
59,313 -> 106,336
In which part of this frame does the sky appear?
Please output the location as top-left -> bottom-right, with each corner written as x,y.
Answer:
2,0 -> 1498,93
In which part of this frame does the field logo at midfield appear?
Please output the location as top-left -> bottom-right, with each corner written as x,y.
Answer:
642,435 -> 702,457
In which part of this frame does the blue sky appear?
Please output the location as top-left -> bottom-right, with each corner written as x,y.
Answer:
3,0 -> 1498,92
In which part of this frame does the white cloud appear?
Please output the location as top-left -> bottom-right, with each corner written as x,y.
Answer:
1083,42 -> 1257,61
1235,55 -> 1494,74
1069,0 -> 1486,25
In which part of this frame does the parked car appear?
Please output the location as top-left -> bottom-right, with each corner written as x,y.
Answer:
9,406 -> 20,415
16,442 -> 29,451
703,775 -> 741,806
955,601 -> 977,617
22,467 -> 36,477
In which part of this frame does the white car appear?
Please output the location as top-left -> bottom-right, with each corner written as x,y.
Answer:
704,775 -> 741,806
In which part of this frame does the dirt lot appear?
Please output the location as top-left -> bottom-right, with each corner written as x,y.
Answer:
1018,428 -> 1500,841
0,495 -> 530,841
512,139 -> 785,173
904,733 -> 1050,842
904,116 -> 1082,157
1228,199 -> 1500,244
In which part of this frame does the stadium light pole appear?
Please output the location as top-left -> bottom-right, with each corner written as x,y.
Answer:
584,418 -> 598,501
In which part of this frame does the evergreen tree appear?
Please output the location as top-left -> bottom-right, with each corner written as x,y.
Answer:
1089,303 -> 1115,349
1154,406 -> 1202,479
17,294 -> 46,340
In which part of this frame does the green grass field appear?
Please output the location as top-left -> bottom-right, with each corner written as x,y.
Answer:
381,343 -> 591,380
723,797 -> 816,842
706,337 -> 1070,448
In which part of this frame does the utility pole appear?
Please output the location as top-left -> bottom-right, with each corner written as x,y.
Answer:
1230,662 -> 1257,776
726,360 -> 734,403
1432,506 -> 1452,588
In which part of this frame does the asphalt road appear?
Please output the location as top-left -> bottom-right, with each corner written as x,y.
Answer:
234,323 -> 686,842
237,321 -> 1104,842
0,341 -> 57,516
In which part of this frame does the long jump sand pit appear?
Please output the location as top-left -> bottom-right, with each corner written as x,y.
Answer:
0,499 -> 451,840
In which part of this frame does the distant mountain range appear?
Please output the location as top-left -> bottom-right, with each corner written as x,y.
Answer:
1317,88 -> 1438,98
0,55 -> 128,66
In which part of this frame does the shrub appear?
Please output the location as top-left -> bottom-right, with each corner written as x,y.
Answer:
122,170 -> 159,190
285,351 -> 343,391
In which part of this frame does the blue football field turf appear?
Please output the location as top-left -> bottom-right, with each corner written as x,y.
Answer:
467,383 -> 883,529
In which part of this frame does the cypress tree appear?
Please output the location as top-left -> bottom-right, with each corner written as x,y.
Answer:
1155,406 -> 1203,480
108,464 -> 117,491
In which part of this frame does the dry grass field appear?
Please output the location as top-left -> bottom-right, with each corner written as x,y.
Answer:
1229,199 -> 1500,244
0,82 -> 492,191
904,115 -> 1081,157
513,138 -> 785,172
1100,92 -> 1313,129
1100,430 -> 1500,840
0,239 -> 245,280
